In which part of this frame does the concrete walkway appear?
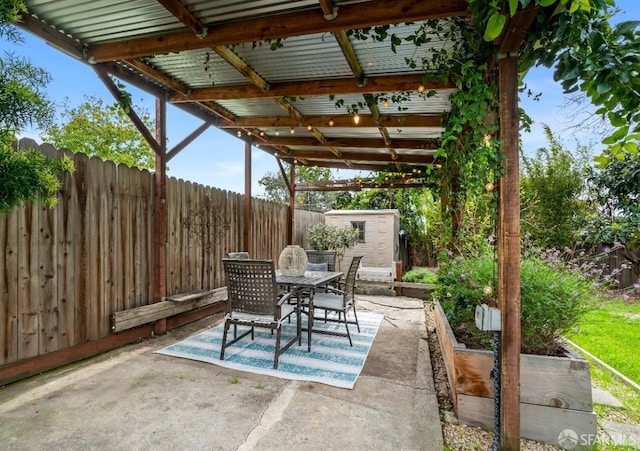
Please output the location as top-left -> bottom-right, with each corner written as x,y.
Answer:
0,296 -> 443,451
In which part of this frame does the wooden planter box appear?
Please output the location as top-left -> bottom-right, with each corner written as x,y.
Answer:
433,301 -> 597,446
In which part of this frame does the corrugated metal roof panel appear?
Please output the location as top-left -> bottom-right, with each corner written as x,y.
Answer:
352,21 -> 459,77
145,49 -> 249,88
185,0 -> 319,25
387,128 -> 444,139
231,34 -> 353,82
293,94 -> 372,116
28,0 -> 182,44
216,99 -> 289,117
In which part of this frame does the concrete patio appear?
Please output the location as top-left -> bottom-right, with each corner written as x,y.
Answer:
0,295 -> 443,450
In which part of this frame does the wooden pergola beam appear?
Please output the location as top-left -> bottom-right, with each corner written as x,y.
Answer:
296,177 -> 431,191
218,114 -> 444,129
259,136 -> 437,150
155,0 -> 207,37
170,75 -> 450,102
213,46 -> 270,92
333,29 -> 364,85
279,150 -> 434,164
88,0 -> 469,62
123,58 -> 190,95
274,156 -> 427,173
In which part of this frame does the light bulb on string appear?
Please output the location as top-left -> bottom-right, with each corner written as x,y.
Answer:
383,99 -> 389,107
236,130 -> 242,137
259,131 -> 265,137
485,182 -> 495,192
328,119 -> 334,126
353,114 -> 360,125
418,84 -> 425,93
290,127 -> 295,135
275,129 -> 280,136
306,125 -> 313,131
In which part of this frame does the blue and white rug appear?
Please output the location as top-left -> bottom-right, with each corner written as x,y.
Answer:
155,311 -> 384,389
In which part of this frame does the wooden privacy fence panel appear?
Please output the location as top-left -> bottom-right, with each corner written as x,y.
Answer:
1,140 -> 325,368
1,140 -> 155,365
294,209 -> 325,250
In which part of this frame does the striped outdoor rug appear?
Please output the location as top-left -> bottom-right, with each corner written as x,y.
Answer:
155,311 -> 384,389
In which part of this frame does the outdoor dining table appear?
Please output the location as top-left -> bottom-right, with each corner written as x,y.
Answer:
276,270 -> 344,351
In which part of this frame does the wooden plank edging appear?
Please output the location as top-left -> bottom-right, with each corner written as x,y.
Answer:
112,287 -> 227,332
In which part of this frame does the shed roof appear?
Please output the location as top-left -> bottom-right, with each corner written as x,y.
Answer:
325,209 -> 399,216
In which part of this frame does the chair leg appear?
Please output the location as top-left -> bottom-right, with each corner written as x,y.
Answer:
307,305 -> 313,352
352,305 -> 361,333
220,320 -> 230,360
274,326 -> 282,369
342,311 -> 353,346
297,307 -> 302,346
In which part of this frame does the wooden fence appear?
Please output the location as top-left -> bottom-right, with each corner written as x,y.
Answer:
0,140 -> 324,371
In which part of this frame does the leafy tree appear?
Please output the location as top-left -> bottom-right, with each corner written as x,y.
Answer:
520,125 -> 591,249
0,0 -> 72,214
258,164 -> 335,211
580,149 -> 640,280
44,95 -> 156,170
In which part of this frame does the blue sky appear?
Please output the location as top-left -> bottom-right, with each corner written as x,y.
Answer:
4,1 -> 638,196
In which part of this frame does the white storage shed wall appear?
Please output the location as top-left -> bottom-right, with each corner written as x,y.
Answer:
324,209 -> 399,273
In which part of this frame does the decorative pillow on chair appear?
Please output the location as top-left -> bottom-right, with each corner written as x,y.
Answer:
307,262 -> 328,271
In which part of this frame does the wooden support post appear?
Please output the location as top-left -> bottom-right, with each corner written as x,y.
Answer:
288,163 -> 295,244
498,53 -> 521,450
244,141 -> 252,254
153,96 -> 168,335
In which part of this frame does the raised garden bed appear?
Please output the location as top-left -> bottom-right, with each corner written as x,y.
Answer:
433,301 -> 597,446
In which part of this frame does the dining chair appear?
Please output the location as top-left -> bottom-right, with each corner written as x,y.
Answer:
225,251 -> 250,259
220,258 -> 301,369
305,250 -> 337,272
304,255 -> 363,346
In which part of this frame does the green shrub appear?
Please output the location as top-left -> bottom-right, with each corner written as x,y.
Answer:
307,223 -> 359,252
433,255 -> 593,355
402,268 -> 438,284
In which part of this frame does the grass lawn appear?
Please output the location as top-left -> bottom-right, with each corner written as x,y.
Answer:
568,297 -> 640,384
567,297 -> 640,449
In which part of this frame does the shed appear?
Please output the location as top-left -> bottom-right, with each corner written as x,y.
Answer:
325,209 -> 399,282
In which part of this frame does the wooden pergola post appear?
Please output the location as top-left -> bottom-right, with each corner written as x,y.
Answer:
153,96 -> 168,335
497,53 -> 521,450
288,163 -> 295,244
244,141 -> 252,253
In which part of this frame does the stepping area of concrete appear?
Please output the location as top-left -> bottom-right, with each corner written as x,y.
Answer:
0,295 -> 443,450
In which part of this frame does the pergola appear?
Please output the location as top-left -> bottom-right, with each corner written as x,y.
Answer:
18,1 -> 534,447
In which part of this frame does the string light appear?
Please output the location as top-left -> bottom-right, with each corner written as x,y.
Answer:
290,127 -> 295,135
418,84 -> 425,93
275,129 -> 280,136
247,130 -> 252,136
383,99 -> 389,107
237,130 -> 242,137
353,114 -> 360,125
259,131 -> 265,137
306,125 -> 313,131
328,119 -> 334,126
485,182 -> 495,192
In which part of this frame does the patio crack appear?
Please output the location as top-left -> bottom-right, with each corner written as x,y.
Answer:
237,381 -> 301,450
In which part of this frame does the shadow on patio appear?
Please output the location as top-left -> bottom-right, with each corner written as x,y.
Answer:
0,295 -> 442,450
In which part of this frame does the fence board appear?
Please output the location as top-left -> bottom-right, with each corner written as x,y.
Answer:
0,208 -> 19,365
39,144 -> 60,354
1,142 -> 325,375
17,200 -> 39,358
58,150 -> 77,348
